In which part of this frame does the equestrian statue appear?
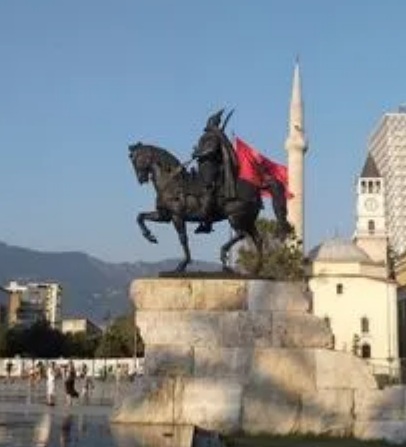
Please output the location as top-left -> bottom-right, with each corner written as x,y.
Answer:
129,109 -> 292,273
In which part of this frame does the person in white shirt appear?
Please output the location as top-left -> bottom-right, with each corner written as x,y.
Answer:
46,362 -> 57,406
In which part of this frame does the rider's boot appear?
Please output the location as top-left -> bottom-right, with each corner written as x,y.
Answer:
195,189 -> 215,234
195,222 -> 213,234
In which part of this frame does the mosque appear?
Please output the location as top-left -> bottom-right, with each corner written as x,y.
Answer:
285,62 -> 402,376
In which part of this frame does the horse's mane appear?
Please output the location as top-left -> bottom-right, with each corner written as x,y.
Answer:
141,144 -> 182,170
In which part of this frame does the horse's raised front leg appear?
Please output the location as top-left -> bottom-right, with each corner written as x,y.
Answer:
137,210 -> 171,244
220,230 -> 245,272
172,215 -> 191,272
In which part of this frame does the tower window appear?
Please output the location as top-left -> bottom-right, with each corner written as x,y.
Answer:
324,316 -> 331,329
336,283 -> 344,294
368,220 -> 375,234
361,344 -> 371,359
368,181 -> 374,193
361,181 -> 367,193
361,316 -> 370,333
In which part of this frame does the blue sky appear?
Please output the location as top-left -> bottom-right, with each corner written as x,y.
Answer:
0,1 -> 405,264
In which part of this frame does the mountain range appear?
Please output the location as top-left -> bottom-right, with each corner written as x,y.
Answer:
0,241 -> 218,324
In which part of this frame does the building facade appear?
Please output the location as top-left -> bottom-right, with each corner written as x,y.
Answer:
368,108 -> 406,256
308,159 -> 399,375
61,318 -> 101,336
308,239 -> 399,375
2,281 -> 62,329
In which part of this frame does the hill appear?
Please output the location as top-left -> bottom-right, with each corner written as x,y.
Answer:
0,241 -> 218,324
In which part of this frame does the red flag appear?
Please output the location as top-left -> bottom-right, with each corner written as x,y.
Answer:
234,137 -> 293,198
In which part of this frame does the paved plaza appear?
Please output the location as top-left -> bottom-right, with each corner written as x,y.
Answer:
0,377 -> 136,414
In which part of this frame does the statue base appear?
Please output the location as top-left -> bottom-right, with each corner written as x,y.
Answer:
111,278 -> 406,444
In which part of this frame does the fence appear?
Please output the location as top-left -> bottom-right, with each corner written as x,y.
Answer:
0,357 -> 144,379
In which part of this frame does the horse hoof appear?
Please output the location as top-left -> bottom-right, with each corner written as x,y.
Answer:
146,234 -> 158,243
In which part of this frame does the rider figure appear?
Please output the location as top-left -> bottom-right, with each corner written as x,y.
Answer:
192,109 -> 239,234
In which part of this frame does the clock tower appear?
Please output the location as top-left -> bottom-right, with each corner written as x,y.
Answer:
354,154 -> 388,265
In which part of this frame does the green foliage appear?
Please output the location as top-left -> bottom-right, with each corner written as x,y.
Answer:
64,332 -> 101,358
0,312 -> 143,358
5,321 -> 65,358
0,325 -> 7,356
135,325 -> 145,358
236,218 -> 304,280
225,433 -> 392,446
387,244 -> 397,280
95,313 -> 137,358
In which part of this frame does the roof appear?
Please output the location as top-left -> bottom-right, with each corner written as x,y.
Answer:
308,238 -> 372,263
361,154 -> 380,178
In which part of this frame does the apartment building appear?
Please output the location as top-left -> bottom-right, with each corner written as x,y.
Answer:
2,281 -> 62,329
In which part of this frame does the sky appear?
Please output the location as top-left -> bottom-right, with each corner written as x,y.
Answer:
0,1 -> 406,264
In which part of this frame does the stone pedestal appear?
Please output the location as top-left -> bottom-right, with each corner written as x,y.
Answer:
112,278 -> 406,444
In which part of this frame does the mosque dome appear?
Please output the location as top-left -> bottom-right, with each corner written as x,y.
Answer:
308,238 -> 372,263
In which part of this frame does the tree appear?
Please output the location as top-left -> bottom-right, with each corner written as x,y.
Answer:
0,325 -> 7,356
387,244 -> 398,280
236,218 -> 304,280
5,321 -> 65,358
95,313 -> 136,358
64,332 -> 101,358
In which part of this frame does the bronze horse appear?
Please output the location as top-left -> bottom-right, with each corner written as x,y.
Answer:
129,142 -> 289,273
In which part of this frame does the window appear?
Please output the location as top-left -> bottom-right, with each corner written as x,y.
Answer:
324,316 -> 331,329
361,344 -> 371,359
336,283 -> 343,294
368,220 -> 375,234
361,317 -> 370,333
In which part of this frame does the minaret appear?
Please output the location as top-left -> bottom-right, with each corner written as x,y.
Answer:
285,59 -> 307,249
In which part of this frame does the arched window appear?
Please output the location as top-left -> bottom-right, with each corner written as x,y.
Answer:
361,344 -> 371,359
361,317 -> 370,333
336,283 -> 344,295
368,220 -> 375,234
324,316 -> 331,329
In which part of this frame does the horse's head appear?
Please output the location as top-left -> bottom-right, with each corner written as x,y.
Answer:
129,142 -> 153,184
129,142 -> 183,186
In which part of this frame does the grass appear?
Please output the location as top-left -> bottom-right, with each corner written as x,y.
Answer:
223,433 -> 394,446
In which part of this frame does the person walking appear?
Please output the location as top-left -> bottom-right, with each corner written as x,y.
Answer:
80,363 -> 93,404
64,360 -> 79,406
5,360 -> 13,383
46,362 -> 56,406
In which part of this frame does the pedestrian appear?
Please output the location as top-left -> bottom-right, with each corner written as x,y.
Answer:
64,360 -> 79,406
79,362 -> 88,379
46,362 -> 56,406
80,374 -> 93,404
5,360 -> 13,382
79,363 -> 93,404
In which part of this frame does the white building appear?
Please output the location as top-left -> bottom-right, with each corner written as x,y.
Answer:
368,107 -> 406,256
61,318 -> 101,336
2,281 -> 62,329
308,156 -> 399,375
308,239 -> 398,373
